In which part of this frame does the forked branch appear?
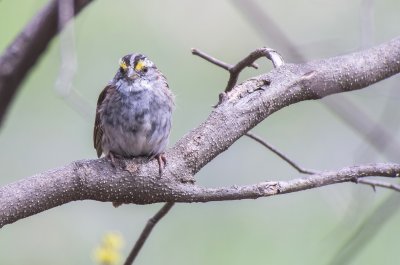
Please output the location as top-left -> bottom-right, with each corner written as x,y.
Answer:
192,47 -> 284,92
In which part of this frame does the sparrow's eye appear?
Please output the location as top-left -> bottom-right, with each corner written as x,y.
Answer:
142,66 -> 148,73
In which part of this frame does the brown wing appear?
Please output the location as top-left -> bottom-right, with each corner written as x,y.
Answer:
93,85 -> 114,157
157,69 -> 175,107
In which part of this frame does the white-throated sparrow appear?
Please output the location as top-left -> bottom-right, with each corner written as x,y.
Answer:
94,53 -> 174,174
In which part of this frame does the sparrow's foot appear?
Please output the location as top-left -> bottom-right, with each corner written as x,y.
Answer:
156,153 -> 167,176
106,152 -> 126,168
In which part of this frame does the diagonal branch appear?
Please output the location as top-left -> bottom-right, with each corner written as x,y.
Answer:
357,178 -> 400,192
1,37 -> 400,228
245,132 -> 318,175
0,0 -> 93,128
124,202 -> 175,265
245,132 -> 400,192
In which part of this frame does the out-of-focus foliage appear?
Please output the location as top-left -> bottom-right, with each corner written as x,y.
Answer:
0,1 -> 400,264
93,232 -> 124,265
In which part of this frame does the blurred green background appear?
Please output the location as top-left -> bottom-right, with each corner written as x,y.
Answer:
1,0 -> 400,264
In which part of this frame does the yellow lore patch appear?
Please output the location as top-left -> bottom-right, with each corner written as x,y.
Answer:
135,60 -> 146,71
119,59 -> 128,71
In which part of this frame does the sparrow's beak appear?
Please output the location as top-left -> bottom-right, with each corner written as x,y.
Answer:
127,68 -> 139,80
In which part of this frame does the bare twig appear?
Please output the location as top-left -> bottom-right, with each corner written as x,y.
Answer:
245,132 -> 400,193
192,47 -> 284,92
357,178 -> 400,192
245,132 -> 318,175
191,48 -> 241,70
0,0 -> 93,128
124,202 -> 175,265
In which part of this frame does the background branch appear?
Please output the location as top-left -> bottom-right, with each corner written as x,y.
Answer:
0,0 -> 93,128
55,0 -> 93,120
230,3 -> 400,263
231,0 -> 400,159
328,192 -> 400,265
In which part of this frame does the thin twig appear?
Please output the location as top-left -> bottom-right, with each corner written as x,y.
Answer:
191,48 -> 234,70
124,202 -> 175,265
245,132 -> 400,192
357,178 -> 400,192
245,132 -> 318,175
192,47 -> 284,92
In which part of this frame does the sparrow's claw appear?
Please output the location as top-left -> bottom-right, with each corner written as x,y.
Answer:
106,152 -> 118,168
156,154 -> 167,176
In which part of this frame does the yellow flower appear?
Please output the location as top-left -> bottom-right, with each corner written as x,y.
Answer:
93,232 -> 125,265
103,232 -> 124,250
94,246 -> 120,265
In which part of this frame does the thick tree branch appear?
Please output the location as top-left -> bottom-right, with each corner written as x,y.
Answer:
1,37 -> 400,228
0,0 -> 93,127
1,160 -> 399,229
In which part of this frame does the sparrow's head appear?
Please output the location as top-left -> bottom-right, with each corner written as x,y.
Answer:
115,53 -> 158,82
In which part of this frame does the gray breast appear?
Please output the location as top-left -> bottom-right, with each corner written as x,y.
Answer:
100,86 -> 172,158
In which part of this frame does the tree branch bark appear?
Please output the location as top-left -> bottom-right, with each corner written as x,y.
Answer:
1,37 -> 400,228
